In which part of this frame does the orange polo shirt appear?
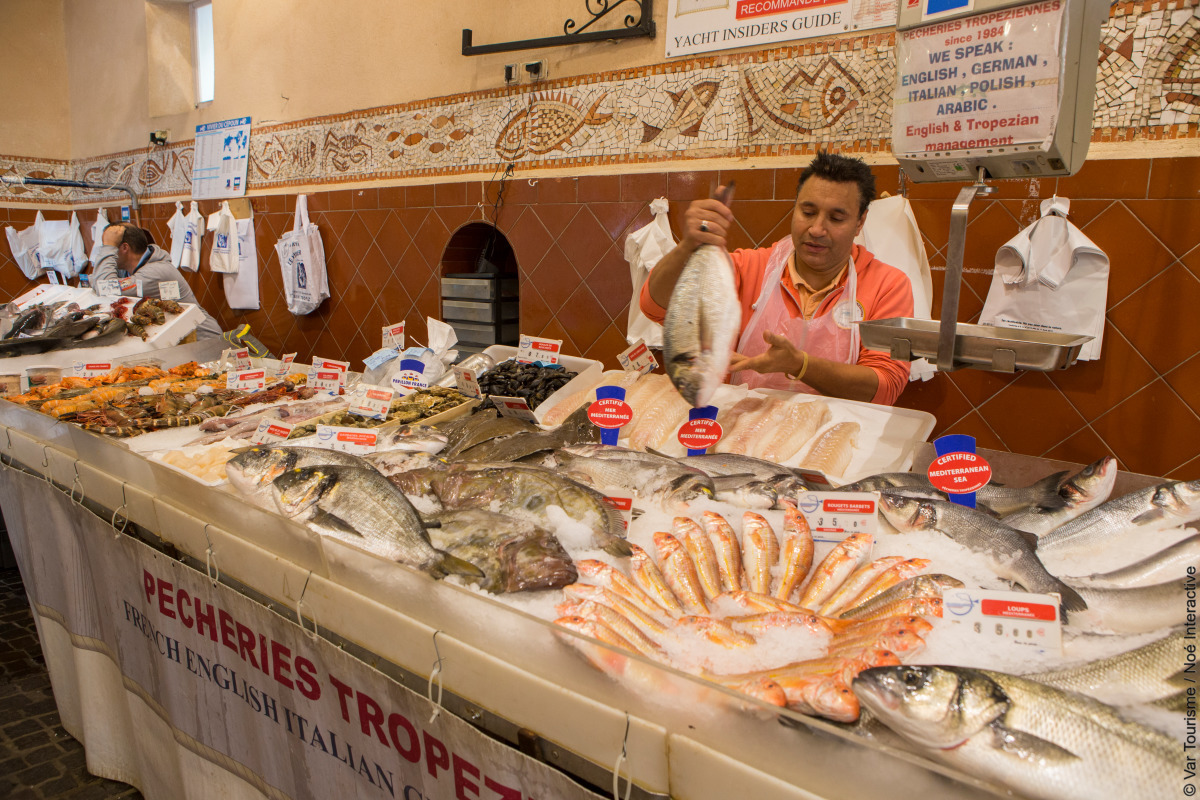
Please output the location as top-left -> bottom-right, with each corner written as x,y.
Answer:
640,242 -> 914,405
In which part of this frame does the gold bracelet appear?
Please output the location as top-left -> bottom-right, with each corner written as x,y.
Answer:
787,351 -> 810,382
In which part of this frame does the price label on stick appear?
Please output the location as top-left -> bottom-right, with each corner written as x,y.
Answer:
348,384 -> 394,420
617,339 -> 658,375
72,361 -> 112,378
939,588 -> 1063,656
792,492 -> 879,542
275,353 -> 297,378
222,348 -> 252,371
516,335 -> 562,365
492,395 -> 538,422
227,368 -> 266,392
382,321 -> 405,350
453,366 -> 482,399
250,419 -> 295,445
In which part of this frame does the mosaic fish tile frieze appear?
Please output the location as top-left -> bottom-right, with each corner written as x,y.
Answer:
2,2 -> 1197,207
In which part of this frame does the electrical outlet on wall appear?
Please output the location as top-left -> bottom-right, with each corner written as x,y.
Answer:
524,60 -> 547,82
504,64 -> 519,86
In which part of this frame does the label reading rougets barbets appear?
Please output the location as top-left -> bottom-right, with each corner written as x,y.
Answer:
792,491 -> 879,541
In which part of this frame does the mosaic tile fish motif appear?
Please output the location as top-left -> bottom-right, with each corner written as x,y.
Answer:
740,57 -> 865,136
322,125 -> 373,172
642,80 -> 722,143
495,92 -> 612,160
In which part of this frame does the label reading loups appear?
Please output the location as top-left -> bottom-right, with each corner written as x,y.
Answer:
940,588 -> 1063,656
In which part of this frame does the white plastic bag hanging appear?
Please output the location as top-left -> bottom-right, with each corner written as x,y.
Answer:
5,212 -> 44,279
223,215 -> 260,310
275,194 -> 329,315
180,201 -> 204,271
623,197 -> 672,347
89,208 -> 109,265
38,212 -> 86,279
856,194 -> 936,381
980,196 -> 1108,361
206,201 -> 239,273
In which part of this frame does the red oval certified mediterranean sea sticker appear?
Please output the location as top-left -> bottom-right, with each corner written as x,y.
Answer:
587,398 -> 634,429
677,418 -> 723,450
927,451 -> 992,494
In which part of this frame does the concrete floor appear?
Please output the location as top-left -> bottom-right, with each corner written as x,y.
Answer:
0,567 -> 141,800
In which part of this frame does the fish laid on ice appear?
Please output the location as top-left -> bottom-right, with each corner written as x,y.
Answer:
1067,533 -> 1200,588
797,532 -> 873,610
226,445 -> 374,507
674,516 -> 722,601
629,542 -> 684,616
741,512 -> 779,596
878,493 -> 1088,615
701,511 -> 744,593
1038,479 -> 1200,554
852,665 -> 1181,800
271,465 -> 482,578
377,424 -> 450,454
837,574 -> 964,621
426,508 -> 577,593
363,450 -> 445,476
662,184 -> 741,407
440,412 -> 538,459
1002,457 -> 1118,535
654,531 -> 709,615
454,404 -> 598,462
843,468 -> 1070,518
799,422 -> 859,478
388,463 -> 631,557
1024,629 -> 1187,705
817,556 -> 905,618
774,503 -> 814,602
1066,577 -> 1191,634
553,444 -> 714,510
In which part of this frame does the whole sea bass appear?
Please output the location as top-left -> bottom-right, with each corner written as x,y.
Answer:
842,470 -> 1068,517
853,665 -> 1181,800
1001,457 -> 1118,536
663,183 -> 741,407
226,445 -> 375,507
1038,479 -> 1200,553
272,465 -> 483,579
1024,629 -> 1186,705
877,493 -> 1087,615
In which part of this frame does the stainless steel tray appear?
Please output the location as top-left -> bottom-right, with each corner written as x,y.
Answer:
858,317 -> 1093,372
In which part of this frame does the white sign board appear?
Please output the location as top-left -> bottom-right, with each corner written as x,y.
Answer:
192,117 -> 251,199
892,1 -> 1064,160
665,0 -> 895,58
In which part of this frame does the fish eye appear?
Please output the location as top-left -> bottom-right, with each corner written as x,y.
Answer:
903,669 -> 925,689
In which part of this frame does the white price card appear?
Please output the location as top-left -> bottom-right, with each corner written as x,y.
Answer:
796,468 -> 837,491
316,426 -> 378,455
308,357 -> 349,392
516,335 -> 562,365
227,368 -> 266,392
250,418 -> 295,445
939,588 -> 1063,656
792,492 -> 879,542
453,366 -> 482,399
348,384 -> 394,420
46,270 -> 60,285
72,361 -> 112,378
617,338 -> 658,375
222,348 -> 252,371
275,353 -> 297,378
491,395 -> 538,422
119,276 -> 138,295
382,321 -> 406,350
96,278 -> 121,297
158,281 -> 180,301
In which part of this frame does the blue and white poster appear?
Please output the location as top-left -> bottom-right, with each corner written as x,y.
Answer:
192,117 -> 251,200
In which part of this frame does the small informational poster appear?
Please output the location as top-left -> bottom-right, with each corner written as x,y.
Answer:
192,117 -> 251,200
666,0 -> 895,58
892,1 -> 1064,157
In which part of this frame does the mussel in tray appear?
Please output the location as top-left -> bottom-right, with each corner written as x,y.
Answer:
476,359 -> 576,410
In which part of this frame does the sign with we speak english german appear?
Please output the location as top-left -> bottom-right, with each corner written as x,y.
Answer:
666,0 -> 895,58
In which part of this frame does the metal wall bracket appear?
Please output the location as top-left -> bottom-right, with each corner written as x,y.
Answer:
462,0 -> 655,56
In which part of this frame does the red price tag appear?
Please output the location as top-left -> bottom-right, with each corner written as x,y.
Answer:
587,398 -> 633,429
981,599 -> 1057,621
927,451 -> 992,494
677,418 -> 723,449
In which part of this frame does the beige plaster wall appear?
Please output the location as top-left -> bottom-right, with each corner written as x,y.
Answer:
0,0 -> 72,159
60,0 -> 670,159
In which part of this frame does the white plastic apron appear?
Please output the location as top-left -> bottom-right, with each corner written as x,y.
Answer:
731,237 -> 860,393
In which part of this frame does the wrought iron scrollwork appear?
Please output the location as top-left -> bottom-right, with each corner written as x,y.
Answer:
463,0 -> 654,56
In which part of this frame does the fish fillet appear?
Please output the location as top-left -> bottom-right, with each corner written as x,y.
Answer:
754,399 -> 831,462
799,422 -> 860,477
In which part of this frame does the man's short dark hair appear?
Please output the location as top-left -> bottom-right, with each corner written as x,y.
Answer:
105,223 -> 150,254
797,151 -> 876,217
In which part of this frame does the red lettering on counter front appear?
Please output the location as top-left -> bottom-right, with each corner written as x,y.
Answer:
176,589 -> 193,627
453,753 -> 481,800
357,689 -> 388,746
388,712 -> 420,762
329,673 -> 354,721
424,731 -> 449,778
218,608 -> 238,651
295,656 -> 320,700
235,621 -> 258,669
194,599 -> 218,642
271,640 -> 293,689
143,570 -> 155,604
156,578 -> 176,619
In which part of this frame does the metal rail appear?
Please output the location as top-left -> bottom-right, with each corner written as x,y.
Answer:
1,175 -> 141,225
462,0 -> 654,55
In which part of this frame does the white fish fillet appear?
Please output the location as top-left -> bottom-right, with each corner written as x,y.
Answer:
752,399 -> 831,462
541,370 -> 641,426
629,389 -> 691,451
799,422 -> 860,477
715,398 -> 781,455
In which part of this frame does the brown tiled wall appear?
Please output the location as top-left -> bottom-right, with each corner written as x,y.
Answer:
2,157 -> 1198,478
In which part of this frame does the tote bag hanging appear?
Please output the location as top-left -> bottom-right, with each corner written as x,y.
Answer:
223,215 -> 260,310
38,212 -> 86,279
5,212 -> 44,279
274,194 -> 329,315
180,202 -> 204,271
89,208 -> 109,265
207,201 -> 239,273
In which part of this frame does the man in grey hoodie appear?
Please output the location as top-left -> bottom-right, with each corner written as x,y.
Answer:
92,222 -> 222,339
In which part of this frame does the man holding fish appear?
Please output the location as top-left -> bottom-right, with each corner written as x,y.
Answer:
640,152 -> 913,405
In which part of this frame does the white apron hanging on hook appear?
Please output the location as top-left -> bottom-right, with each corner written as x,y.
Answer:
980,196 -> 1108,361
623,197 -> 672,347
89,208 -> 109,266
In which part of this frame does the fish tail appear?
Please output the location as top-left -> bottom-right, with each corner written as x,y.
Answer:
1056,580 -> 1088,614
602,536 -> 634,558
431,550 -> 485,580
641,123 -> 663,143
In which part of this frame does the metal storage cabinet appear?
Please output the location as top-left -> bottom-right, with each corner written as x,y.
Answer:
441,274 -> 519,354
